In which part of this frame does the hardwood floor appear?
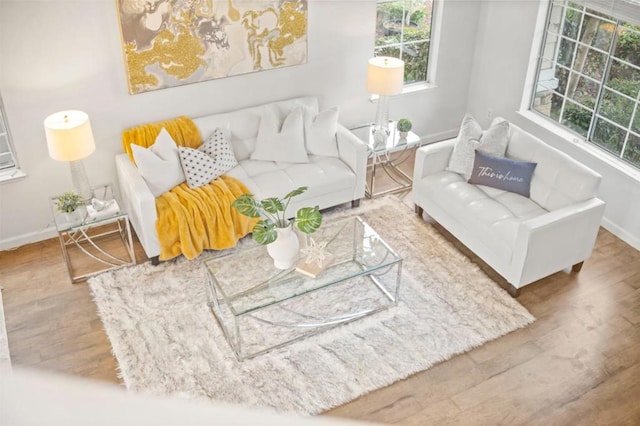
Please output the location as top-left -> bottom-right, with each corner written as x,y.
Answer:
1,184 -> 639,424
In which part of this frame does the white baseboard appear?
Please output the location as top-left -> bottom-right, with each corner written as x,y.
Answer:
601,218 -> 640,251
0,227 -> 57,251
419,128 -> 458,145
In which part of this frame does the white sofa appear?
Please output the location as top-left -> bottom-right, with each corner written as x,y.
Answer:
413,121 -> 606,296
116,96 -> 368,262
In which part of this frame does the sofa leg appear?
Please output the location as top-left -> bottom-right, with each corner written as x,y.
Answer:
571,261 -> 584,273
150,256 -> 160,266
507,285 -> 521,298
414,204 -> 424,217
351,199 -> 361,208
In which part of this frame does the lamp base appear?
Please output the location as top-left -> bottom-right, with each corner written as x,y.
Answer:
372,95 -> 391,149
69,159 -> 93,202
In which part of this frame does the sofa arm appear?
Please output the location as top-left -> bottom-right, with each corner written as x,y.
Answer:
115,153 -> 160,259
413,139 -> 455,182
336,124 -> 368,200
510,197 -> 606,287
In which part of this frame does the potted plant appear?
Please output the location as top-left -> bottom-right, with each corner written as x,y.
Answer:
397,118 -> 413,139
53,191 -> 84,221
232,186 -> 322,269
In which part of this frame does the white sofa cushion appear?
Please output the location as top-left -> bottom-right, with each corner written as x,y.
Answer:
301,105 -> 340,157
419,170 -> 547,263
251,105 -> 309,163
227,156 -> 356,201
506,125 -> 601,211
130,128 -> 186,197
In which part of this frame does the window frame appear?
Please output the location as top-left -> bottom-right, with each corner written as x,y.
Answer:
0,94 -> 25,184
528,0 -> 640,171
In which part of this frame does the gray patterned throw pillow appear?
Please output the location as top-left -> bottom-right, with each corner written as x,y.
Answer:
447,114 -> 510,180
178,128 -> 239,189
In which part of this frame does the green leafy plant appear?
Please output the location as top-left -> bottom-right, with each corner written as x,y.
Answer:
53,191 -> 83,213
232,186 -> 322,245
397,118 -> 413,132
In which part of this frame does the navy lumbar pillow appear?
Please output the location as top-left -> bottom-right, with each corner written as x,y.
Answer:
468,150 -> 537,197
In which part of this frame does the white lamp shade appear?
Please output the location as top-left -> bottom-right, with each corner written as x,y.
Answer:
44,110 -> 96,162
366,56 -> 405,95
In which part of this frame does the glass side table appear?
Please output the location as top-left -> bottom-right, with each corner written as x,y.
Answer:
49,184 -> 136,283
350,121 -> 421,198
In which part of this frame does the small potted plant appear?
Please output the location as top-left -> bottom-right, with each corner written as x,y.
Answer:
397,118 -> 413,139
53,191 -> 84,221
232,186 -> 322,269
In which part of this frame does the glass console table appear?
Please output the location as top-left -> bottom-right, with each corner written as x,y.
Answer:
204,216 -> 403,361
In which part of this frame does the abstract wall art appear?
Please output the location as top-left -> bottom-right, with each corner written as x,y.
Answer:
115,0 -> 308,94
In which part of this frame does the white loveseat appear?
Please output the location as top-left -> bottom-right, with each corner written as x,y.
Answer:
413,120 -> 606,296
116,96 -> 368,262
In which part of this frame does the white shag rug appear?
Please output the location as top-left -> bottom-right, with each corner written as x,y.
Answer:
88,196 -> 534,415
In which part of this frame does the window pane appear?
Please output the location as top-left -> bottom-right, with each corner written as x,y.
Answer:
579,14 -> 614,51
0,99 -> 15,170
599,88 -> 634,127
562,5 -> 582,39
581,48 -> 607,80
633,109 -> 640,134
606,59 -> 640,98
556,65 -> 569,94
592,117 -> 625,154
558,37 -> 576,67
623,133 -> 640,167
403,41 -> 428,83
561,101 -> 592,136
376,2 -> 399,39
534,92 -> 564,121
614,25 -> 640,67
0,133 -> 9,153
541,32 -> 560,70
548,2 -> 565,35
567,74 -> 598,108
375,45 -> 401,59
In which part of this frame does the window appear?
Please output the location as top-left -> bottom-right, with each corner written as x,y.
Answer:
531,0 -> 640,170
0,94 -> 23,182
374,0 -> 434,85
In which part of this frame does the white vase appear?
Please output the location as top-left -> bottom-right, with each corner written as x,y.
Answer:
267,226 -> 300,270
63,210 -> 80,223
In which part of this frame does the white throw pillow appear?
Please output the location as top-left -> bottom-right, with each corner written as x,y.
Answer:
251,105 -> 309,163
447,114 -> 510,180
131,128 -> 186,197
178,128 -> 239,188
300,105 -> 340,157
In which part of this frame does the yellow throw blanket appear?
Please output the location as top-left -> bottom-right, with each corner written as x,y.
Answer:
122,116 -> 256,261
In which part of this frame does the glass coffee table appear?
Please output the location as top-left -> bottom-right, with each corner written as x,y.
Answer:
204,216 -> 402,361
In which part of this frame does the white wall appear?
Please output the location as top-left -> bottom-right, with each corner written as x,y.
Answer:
0,0 -> 481,249
467,0 -> 640,250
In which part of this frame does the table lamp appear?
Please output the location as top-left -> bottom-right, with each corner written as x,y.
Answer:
366,56 -> 405,147
44,110 -> 96,202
